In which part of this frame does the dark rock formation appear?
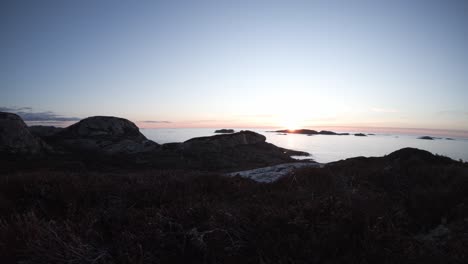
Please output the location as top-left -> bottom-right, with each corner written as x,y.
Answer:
354,133 -> 367,137
318,130 -> 349,135
418,136 -> 434,140
214,129 -> 235,133
328,147 -> 455,168
0,112 -> 49,155
2,114 -> 311,171
385,147 -> 452,164
180,131 -> 309,170
273,129 -> 349,135
29,125 -> 64,138
149,131 -> 310,171
275,129 -> 318,135
50,116 -> 159,155
184,130 -> 266,149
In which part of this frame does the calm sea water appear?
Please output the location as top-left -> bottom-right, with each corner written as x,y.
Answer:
141,128 -> 468,163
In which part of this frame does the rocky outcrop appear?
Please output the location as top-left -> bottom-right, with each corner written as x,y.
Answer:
51,116 -> 159,155
29,125 -> 64,138
354,133 -> 367,137
214,129 -> 235,133
0,112 -> 48,155
184,130 -> 266,149
172,131 -> 310,171
1,114 -> 311,171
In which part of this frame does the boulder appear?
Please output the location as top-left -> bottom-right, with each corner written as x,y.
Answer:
52,116 -> 159,155
0,112 -> 48,155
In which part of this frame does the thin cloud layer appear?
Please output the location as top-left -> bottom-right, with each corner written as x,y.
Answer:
140,120 -> 172,124
0,107 -> 80,122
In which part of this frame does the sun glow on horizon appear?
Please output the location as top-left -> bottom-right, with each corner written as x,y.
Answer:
279,114 -> 306,131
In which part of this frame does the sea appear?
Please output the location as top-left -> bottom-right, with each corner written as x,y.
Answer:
141,128 -> 468,163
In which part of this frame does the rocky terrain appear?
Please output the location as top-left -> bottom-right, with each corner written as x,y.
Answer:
2,111 -> 468,263
0,112 -> 50,155
227,162 -> 323,182
48,116 -> 160,155
0,112 -> 309,171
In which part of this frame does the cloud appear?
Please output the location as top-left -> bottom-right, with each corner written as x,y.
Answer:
0,106 -> 80,121
436,110 -> 468,116
371,107 -> 399,113
140,120 -> 172,124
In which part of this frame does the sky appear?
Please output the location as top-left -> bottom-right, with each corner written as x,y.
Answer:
1,0 -> 468,134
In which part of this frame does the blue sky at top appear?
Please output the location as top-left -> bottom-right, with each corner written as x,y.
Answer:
1,0 -> 467,130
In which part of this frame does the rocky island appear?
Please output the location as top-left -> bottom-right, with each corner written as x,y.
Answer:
272,129 -> 350,135
419,136 -> 439,140
354,133 -> 367,137
214,129 -> 235,133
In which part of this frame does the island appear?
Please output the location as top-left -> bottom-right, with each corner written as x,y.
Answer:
214,129 -> 235,133
272,129 -> 349,135
354,133 -> 367,137
419,136 -> 435,140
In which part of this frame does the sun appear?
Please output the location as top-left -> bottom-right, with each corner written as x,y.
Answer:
280,116 -> 303,131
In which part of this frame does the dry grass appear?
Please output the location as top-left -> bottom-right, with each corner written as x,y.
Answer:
0,156 -> 467,263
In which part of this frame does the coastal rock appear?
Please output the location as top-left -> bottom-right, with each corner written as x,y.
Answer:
0,112 -> 48,155
52,116 -> 159,155
184,130 -> 266,149
354,133 -> 367,137
177,131 -> 310,170
214,129 -> 235,133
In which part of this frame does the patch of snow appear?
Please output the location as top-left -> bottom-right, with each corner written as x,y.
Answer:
226,162 -> 323,183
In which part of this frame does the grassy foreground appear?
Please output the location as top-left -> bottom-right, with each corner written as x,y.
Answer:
1,155 -> 468,263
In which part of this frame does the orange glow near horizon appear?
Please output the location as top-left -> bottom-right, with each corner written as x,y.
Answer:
30,120 -> 468,139
135,121 -> 468,139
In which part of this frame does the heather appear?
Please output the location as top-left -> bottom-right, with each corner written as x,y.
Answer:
1,150 -> 467,263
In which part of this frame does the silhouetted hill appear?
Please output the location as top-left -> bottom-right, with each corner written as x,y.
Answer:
0,112 -> 50,155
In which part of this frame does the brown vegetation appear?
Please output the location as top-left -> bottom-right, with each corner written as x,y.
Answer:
1,151 -> 468,263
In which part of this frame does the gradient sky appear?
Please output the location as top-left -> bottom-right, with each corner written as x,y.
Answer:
1,0 -> 468,132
